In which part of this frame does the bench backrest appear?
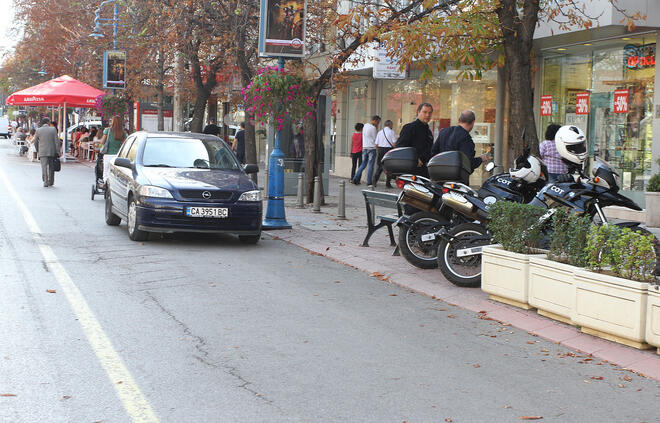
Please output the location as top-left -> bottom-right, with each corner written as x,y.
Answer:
362,190 -> 399,209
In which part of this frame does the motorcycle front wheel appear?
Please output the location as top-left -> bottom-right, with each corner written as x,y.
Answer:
398,211 -> 446,269
437,223 -> 490,287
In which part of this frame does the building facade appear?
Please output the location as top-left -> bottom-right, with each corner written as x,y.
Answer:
330,0 -> 660,206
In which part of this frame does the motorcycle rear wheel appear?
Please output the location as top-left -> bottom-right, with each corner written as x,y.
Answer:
437,223 -> 489,288
398,211 -> 445,269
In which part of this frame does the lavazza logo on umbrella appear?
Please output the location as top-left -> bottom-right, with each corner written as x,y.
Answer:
23,96 -> 45,102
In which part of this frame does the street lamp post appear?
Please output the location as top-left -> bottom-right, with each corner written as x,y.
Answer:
262,56 -> 292,230
90,0 -> 121,95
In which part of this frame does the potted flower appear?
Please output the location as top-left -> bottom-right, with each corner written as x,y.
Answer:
95,94 -> 129,118
481,202 -> 547,309
646,159 -> 660,227
528,210 -> 590,323
572,225 -> 656,349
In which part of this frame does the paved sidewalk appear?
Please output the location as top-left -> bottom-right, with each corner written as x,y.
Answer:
265,175 -> 660,381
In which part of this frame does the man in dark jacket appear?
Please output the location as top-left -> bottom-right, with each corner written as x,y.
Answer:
202,118 -> 221,136
431,110 -> 488,173
396,103 -> 434,177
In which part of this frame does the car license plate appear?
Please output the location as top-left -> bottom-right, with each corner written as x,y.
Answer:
186,206 -> 228,218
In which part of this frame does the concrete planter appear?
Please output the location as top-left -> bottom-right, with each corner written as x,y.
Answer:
528,257 -> 578,324
645,285 -> 660,354
481,245 -> 545,310
646,192 -> 660,227
572,268 -> 650,349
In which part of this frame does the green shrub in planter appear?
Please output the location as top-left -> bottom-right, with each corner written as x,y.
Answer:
548,209 -> 591,267
488,201 -> 546,254
585,225 -> 656,282
647,159 -> 660,192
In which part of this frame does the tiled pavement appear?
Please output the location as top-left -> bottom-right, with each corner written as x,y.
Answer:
265,174 -> 660,381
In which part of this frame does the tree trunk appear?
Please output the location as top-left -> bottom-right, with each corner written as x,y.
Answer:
496,0 -> 540,168
189,44 -> 219,134
190,91 -> 210,134
156,48 -> 165,131
173,50 -> 185,132
302,87 -> 325,205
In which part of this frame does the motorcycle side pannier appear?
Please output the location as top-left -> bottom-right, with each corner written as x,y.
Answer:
428,151 -> 471,184
381,147 -> 418,176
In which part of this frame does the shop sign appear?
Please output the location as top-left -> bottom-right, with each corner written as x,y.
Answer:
624,44 -> 656,69
373,43 -> 406,80
613,89 -> 628,113
575,92 -> 590,115
540,95 -> 553,116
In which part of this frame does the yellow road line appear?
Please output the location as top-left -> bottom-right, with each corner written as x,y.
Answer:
0,168 -> 159,423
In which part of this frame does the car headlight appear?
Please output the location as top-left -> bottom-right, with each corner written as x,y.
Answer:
138,185 -> 173,199
238,190 -> 262,202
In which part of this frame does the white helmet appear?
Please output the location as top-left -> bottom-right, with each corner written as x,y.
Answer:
510,155 -> 543,183
555,125 -> 588,165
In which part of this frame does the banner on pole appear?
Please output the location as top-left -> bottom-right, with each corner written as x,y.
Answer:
103,50 -> 126,89
259,0 -> 306,57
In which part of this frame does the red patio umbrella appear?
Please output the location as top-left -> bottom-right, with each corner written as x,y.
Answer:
5,75 -> 105,107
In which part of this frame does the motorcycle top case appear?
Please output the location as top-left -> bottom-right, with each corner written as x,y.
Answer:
381,147 -> 418,175
427,151 -> 471,184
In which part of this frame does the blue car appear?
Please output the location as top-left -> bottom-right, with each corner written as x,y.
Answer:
104,131 -> 262,243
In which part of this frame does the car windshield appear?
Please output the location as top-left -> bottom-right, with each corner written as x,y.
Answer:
142,137 -> 240,170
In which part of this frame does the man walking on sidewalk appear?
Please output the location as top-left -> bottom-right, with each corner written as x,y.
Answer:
34,117 -> 61,187
352,115 -> 380,187
372,119 -> 397,188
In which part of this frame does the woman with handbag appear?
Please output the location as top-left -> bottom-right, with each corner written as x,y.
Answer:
99,116 -> 126,187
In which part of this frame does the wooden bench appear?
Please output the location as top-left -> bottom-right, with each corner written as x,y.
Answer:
361,190 -> 402,250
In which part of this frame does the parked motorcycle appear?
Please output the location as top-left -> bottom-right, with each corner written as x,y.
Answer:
437,157 -> 660,287
382,147 -> 547,269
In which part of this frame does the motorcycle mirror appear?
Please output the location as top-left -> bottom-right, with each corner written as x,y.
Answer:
522,127 -> 526,141
485,162 -> 495,172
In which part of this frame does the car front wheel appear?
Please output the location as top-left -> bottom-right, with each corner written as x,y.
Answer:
239,233 -> 261,244
127,197 -> 149,241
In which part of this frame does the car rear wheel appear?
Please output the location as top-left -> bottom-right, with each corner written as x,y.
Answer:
127,197 -> 149,241
104,190 -> 121,226
239,234 -> 261,244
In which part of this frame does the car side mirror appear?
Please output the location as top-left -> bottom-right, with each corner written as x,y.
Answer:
114,157 -> 133,170
243,164 -> 259,174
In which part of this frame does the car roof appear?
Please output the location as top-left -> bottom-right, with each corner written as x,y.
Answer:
139,131 -> 226,141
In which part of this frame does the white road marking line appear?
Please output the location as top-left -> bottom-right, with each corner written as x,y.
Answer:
0,168 -> 159,423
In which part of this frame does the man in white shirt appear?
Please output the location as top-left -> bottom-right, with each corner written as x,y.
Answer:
351,115 -> 381,186
373,119 -> 397,188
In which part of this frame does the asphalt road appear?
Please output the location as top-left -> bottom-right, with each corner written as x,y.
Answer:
1,142 -> 659,423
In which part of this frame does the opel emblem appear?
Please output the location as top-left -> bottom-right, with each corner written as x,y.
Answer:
202,191 -> 212,199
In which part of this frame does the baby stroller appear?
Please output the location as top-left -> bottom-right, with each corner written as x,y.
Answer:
91,153 -> 105,200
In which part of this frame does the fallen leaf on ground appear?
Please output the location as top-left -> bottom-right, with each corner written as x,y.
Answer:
445,418 -> 452,422
46,289 -> 56,294
370,272 -> 384,277
325,247 -> 330,251
590,376 -> 603,380
624,375 -> 632,382
541,349 -> 549,352
504,405 -> 511,409
526,341 -> 535,344
447,314 -> 456,318
618,384 -> 626,388
389,294 -> 397,296
333,280 -> 341,283
473,364 -> 481,368
520,417 -> 543,420
62,395 -> 71,399
0,394 -> 17,397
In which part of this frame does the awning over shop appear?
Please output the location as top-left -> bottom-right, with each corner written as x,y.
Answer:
5,75 -> 105,108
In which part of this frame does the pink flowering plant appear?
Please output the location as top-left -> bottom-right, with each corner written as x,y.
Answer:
95,94 -> 128,117
242,66 -> 314,131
